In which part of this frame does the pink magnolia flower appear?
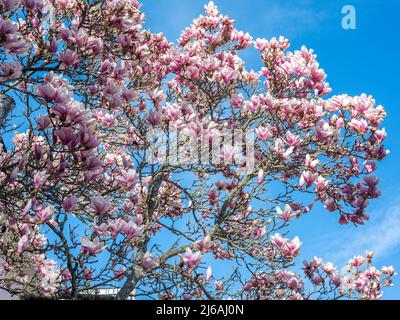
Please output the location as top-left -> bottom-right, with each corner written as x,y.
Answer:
146,110 -> 161,126
233,30 -> 253,49
17,234 -> 30,254
374,128 -> 387,143
90,196 -> 111,215
33,234 -> 47,247
349,256 -> 365,268
121,87 -> 137,102
349,118 -> 368,134
330,273 -> 342,287
315,120 -> 334,142
220,145 -> 237,164
315,176 -> 329,192
205,266 -> 212,282
285,131 -> 300,148
37,115 -> 51,129
59,49 -> 79,69
270,233 -> 285,249
141,252 -> 159,271
83,268 -> 93,280
254,38 -> 268,51
323,262 -> 336,274
244,100 -> 259,113
181,247 -> 202,269
276,204 -> 297,222
33,143 -> 42,160
56,127 -> 75,146
9,166 -> 19,184
381,266 -> 396,277
117,169 -> 139,188
311,275 -> 323,286
287,277 -> 301,290
0,18 -> 28,54
185,122 -> 202,139
185,65 -> 200,79
195,235 -> 213,253
48,38 -> 58,53
299,171 -> 317,188
86,36 -> 103,55
270,234 -> 302,258
271,138 -> 294,160
230,92 -> 244,107
257,169 -> 264,184
21,199 -> 32,217
61,269 -> 72,281
256,126 -> 271,141
334,116 -> 345,128
311,67 -> 326,82
121,220 -> 144,240
204,1 -> 219,16
80,237 -> 106,256
41,270 -> 61,294
363,175 -> 380,192
37,83 -> 57,102
107,218 -> 126,237
62,196 -> 77,212
305,154 -> 319,170
220,67 -> 235,85
34,171 -> 48,189
208,190 -> 219,206
109,93 -> 122,109
99,60 -> 114,75
282,236 -> 302,257
0,60 -> 22,81
2,0 -> 20,10
93,222 -> 108,236
148,88 -> 165,107
215,280 -> 224,292
254,226 -> 267,238
37,205 -> 54,224
112,267 -> 126,281
260,67 -> 271,78
364,160 -> 377,173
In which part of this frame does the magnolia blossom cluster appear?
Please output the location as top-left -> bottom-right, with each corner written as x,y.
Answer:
0,0 -> 395,300
242,251 -> 396,300
303,252 -> 396,300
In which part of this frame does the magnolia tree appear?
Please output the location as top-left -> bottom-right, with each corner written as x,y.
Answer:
0,0 -> 396,300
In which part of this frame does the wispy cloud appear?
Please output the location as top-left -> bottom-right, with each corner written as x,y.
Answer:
309,201 -> 400,264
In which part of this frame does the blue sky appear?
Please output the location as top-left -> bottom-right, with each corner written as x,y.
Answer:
140,0 -> 400,299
